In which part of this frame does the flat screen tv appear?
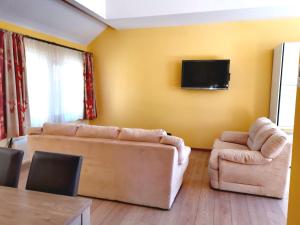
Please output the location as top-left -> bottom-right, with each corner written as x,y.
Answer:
181,60 -> 230,90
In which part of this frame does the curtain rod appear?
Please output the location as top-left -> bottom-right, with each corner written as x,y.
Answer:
0,28 -> 86,53
24,35 -> 85,53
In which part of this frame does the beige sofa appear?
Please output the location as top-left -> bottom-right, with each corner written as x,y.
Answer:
209,117 -> 291,198
27,123 -> 191,209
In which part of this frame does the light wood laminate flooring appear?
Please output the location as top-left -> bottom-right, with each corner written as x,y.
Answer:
19,150 -> 289,225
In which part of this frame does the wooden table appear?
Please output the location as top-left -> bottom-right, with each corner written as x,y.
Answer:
0,186 -> 92,225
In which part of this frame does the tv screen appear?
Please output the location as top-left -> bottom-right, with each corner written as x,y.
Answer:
181,60 -> 230,89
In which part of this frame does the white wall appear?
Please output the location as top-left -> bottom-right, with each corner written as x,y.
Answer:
0,0 -> 106,45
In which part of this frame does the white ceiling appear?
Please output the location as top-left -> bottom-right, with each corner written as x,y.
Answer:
0,0 -> 106,45
71,0 -> 300,29
106,0 -> 284,19
1,0 -> 300,46
106,5 -> 300,29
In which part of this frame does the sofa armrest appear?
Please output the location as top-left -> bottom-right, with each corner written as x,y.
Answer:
220,131 -> 249,145
218,149 -> 272,165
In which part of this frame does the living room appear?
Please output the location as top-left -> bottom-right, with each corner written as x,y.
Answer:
0,0 -> 300,225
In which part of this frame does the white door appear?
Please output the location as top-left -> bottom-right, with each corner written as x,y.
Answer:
278,43 -> 299,131
270,42 -> 300,132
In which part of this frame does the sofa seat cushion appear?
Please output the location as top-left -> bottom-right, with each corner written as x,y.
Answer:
43,123 -> 78,136
76,125 -> 120,139
213,139 -> 249,150
247,124 -> 277,151
261,132 -> 288,159
118,128 -> 167,143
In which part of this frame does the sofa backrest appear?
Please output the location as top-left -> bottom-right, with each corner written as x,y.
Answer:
43,123 -> 78,136
28,123 -> 189,165
118,128 -> 166,143
29,123 -> 185,153
76,125 -> 120,139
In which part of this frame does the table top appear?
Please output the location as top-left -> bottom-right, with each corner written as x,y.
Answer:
0,186 -> 92,225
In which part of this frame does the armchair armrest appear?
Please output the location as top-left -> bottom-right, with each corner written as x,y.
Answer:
218,149 -> 272,165
220,131 -> 249,145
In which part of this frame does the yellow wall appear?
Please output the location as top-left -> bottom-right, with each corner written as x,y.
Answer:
288,87 -> 300,225
89,17 -> 300,148
0,20 -> 87,51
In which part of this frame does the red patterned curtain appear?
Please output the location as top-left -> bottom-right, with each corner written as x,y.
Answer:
0,31 -> 30,138
0,31 -> 6,139
83,52 -> 97,120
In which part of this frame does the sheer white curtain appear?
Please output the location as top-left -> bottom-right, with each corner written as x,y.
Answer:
24,38 -> 84,127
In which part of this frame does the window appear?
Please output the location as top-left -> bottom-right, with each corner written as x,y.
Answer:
24,38 -> 84,127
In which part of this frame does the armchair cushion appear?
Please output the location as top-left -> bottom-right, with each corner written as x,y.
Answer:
213,139 -> 249,150
248,117 -> 272,140
218,149 -> 272,165
220,131 -> 249,145
209,148 -> 272,170
247,124 -> 277,151
261,132 -> 288,159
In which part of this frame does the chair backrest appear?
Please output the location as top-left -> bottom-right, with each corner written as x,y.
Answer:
261,130 -> 289,159
26,151 -> 83,196
247,117 -> 277,151
0,148 -> 24,188
248,117 -> 272,141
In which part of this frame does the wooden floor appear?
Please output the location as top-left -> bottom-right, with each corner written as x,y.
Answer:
19,151 -> 289,225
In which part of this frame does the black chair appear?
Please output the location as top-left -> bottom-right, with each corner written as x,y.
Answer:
0,147 -> 24,188
26,151 -> 83,196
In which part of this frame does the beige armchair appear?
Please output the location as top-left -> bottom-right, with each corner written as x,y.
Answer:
208,117 -> 292,198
